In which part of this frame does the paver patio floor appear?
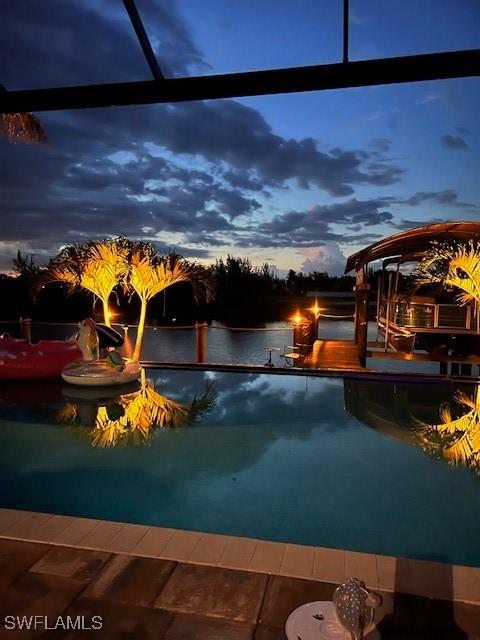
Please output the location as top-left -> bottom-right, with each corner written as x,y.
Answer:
0,539 -> 478,639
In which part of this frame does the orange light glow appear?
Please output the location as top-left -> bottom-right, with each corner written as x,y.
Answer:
291,309 -> 306,325
307,297 -> 325,316
309,302 -> 324,316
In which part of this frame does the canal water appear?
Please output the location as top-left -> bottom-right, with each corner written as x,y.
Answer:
1,320 -> 356,366
0,319 -> 455,374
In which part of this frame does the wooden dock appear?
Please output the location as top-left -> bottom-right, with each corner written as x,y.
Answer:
304,339 -> 363,371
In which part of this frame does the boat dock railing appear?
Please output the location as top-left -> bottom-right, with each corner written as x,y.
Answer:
378,298 -> 479,333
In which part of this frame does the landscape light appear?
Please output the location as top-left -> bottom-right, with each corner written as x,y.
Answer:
309,300 -> 323,316
291,310 -> 305,325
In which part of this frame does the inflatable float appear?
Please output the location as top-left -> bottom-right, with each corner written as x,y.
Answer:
62,379 -> 141,403
62,320 -> 141,387
88,323 -> 124,350
62,359 -> 142,387
0,335 -> 81,380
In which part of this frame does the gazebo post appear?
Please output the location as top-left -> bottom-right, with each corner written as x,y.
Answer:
354,265 -> 369,367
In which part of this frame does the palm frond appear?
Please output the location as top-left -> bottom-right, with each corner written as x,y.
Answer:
53,403 -> 79,424
412,385 -> 480,474
414,238 -> 480,305
90,407 -> 128,447
443,420 -> 480,466
57,375 -> 217,448
49,263 -> 80,291
49,239 -> 130,322
0,112 -> 47,144
186,382 -> 217,424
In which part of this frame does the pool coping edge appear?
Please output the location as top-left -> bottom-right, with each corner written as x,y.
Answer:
0,508 -> 478,605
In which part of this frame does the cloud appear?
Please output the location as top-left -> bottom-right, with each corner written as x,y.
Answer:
2,0 -> 477,282
0,241 -> 51,272
394,217 -> 456,231
299,244 -> 346,276
0,0 -> 406,271
232,198 -> 392,249
398,190 -> 476,209
208,187 -> 261,219
441,134 -> 468,149
369,138 -> 391,153
0,93 -> 404,265
139,240 -> 213,259
418,94 -> 439,104
222,170 -> 264,192
0,0 -> 207,90
1,101 -> 402,261
135,100 -> 404,196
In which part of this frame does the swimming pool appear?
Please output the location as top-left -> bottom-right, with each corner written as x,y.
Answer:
0,369 -> 479,567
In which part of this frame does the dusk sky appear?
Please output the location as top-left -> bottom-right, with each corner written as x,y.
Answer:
1,0 -> 479,275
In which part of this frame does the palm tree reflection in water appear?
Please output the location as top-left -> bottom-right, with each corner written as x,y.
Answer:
344,379 -> 480,475
414,385 -> 480,474
56,372 -> 215,448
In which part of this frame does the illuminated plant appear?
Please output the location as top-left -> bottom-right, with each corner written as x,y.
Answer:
127,249 -> 214,362
0,112 -> 47,144
50,240 -> 129,326
415,239 -> 480,306
50,238 -> 214,356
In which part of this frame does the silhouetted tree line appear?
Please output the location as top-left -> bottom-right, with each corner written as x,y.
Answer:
285,268 -> 355,294
0,251 -> 369,326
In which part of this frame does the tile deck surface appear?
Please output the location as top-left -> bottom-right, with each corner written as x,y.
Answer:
0,509 -> 479,638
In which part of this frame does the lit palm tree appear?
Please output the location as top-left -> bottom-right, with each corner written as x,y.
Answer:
128,250 -> 214,362
415,239 -> 480,306
50,240 -> 129,326
447,242 -> 480,305
50,238 -> 214,353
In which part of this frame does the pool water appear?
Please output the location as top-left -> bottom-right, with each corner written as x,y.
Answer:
0,369 -> 479,567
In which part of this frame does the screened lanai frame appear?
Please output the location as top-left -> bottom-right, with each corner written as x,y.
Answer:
1,0 -> 479,113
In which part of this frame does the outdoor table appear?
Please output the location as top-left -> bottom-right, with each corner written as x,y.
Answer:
264,346 -> 281,367
285,601 -> 379,640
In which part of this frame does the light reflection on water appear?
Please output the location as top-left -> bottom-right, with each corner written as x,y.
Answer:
56,373 -> 216,448
345,379 -> 480,476
0,370 -> 479,566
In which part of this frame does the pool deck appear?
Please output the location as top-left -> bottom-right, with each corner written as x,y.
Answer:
0,509 -> 479,638
304,339 -> 364,371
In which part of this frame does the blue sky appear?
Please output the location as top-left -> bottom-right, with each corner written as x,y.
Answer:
0,0 -> 479,274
